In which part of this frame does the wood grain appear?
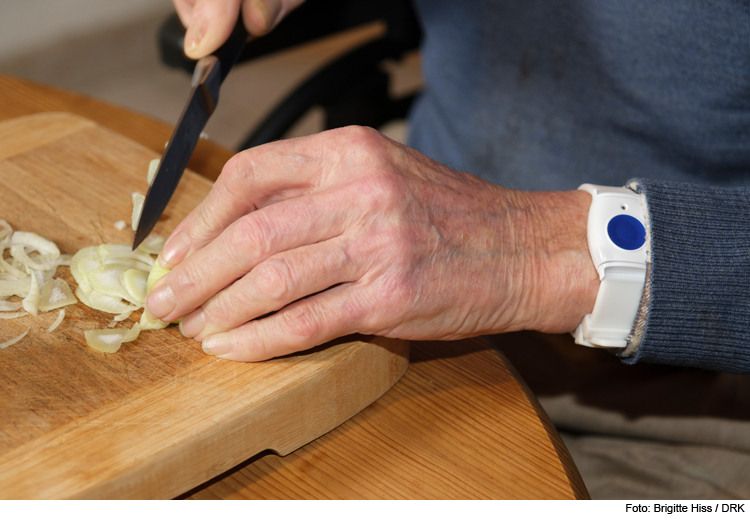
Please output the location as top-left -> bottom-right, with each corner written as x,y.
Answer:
0,75 -> 233,182
0,113 -> 408,499
184,339 -> 588,499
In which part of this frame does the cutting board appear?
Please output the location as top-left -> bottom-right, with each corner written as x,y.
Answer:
0,113 -> 409,499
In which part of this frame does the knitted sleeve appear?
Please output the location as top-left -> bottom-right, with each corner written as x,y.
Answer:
620,179 -> 750,373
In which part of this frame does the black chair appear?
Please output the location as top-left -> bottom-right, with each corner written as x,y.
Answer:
158,0 -> 421,151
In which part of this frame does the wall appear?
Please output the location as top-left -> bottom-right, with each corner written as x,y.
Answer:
0,0 -> 174,61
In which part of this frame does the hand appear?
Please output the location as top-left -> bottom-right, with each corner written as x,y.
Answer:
146,126 -> 599,361
174,0 -> 307,59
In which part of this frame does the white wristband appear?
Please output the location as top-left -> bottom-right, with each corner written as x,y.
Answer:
574,184 -> 647,348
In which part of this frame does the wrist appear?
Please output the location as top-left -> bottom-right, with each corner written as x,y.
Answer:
518,189 -> 600,334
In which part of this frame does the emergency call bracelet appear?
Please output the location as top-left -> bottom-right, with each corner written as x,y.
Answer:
573,184 -> 647,348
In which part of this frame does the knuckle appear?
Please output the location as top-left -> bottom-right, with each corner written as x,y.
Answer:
169,262 -> 204,305
204,292 -> 236,328
357,170 -> 404,214
217,151 -> 256,197
253,258 -> 291,302
233,214 -> 272,258
282,306 -> 321,341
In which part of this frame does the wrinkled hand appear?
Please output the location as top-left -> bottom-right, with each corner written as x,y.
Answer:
174,0 -> 306,58
146,126 -> 599,361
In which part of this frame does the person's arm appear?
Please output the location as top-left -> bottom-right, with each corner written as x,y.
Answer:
145,126 -> 600,361
173,0 -> 306,59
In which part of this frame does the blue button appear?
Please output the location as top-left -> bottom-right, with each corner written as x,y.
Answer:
607,215 -> 645,250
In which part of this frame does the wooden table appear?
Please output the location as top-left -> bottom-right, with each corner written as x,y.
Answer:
0,74 -> 588,499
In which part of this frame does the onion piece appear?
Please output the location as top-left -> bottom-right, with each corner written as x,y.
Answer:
139,306 -> 169,331
99,244 -> 155,266
122,268 -> 148,305
114,310 -> 134,322
147,159 -> 159,186
104,257 -> 152,273
22,272 -> 40,315
88,264 -> 132,301
146,258 -> 170,294
0,219 -> 12,241
138,233 -> 166,255
0,277 -> 31,297
0,300 -> 21,311
38,278 -> 77,312
113,220 -> 127,231
84,329 -> 126,353
82,289 -> 138,315
11,231 -> 60,260
0,328 -> 29,349
0,255 -> 27,278
70,246 -> 100,295
11,245 -> 50,271
0,312 -> 28,319
131,193 -> 145,231
45,309 -> 65,333
84,323 -> 141,353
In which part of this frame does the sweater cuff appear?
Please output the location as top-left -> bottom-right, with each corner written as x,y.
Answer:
617,178 -> 750,373
621,180 -> 652,358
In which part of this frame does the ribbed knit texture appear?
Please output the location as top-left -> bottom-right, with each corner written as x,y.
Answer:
626,179 -> 750,373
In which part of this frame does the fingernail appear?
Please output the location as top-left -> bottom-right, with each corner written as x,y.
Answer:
179,308 -> 206,338
202,332 -> 234,356
185,14 -> 209,53
160,229 -> 190,268
147,284 -> 176,319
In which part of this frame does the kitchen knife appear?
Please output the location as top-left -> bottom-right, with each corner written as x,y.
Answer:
132,21 -> 249,250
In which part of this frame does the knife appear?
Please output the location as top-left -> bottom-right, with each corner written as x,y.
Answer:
132,21 -> 249,250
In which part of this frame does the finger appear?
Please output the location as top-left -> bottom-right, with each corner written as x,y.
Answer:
180,236 -> 362,340
147,187 -> 354,321
159,135 -> 325,269
200,282 -> 364,362
184,0 -> 242,59
174,0 -> 197,27
243,0 -> 308,36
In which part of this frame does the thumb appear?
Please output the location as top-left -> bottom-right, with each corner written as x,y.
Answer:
184,0 -> 243,59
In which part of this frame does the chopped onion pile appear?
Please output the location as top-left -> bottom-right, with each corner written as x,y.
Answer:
2,160 -> 176,354
0,219 -> 77,319
70,233 -> 169,352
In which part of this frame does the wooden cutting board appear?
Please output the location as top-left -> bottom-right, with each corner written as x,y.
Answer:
0,113 -> 409,499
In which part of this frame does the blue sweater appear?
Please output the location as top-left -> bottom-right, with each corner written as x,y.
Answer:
407,0 -> 750,373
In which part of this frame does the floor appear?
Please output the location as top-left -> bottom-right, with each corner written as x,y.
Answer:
0,7 -> 421,151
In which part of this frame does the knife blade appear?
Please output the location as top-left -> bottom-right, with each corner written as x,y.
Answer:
132,21 -> 249,250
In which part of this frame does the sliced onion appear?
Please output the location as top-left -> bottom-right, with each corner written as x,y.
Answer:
0,300 -> 21,311
147,159 -> 159,187
38,278 -> 77,312
146,258 -> 170,294
131,193 -> 145,231
0,328 -> 29,349
11,231 -> 60,260
84,323 -> 141,353
139,306 -> 169,331
138,233 -> 166,255
0,312 -> 28,319
0,277 -> 31,297
84,328 -> 127,353
114,310 -> 134,322
21,272 -> 40,315
45,309 -> 65,333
